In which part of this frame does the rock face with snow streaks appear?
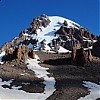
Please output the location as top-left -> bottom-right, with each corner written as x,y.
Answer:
0,14 -> 97,54
0,14 -> 98,65
55,26 -> 97,51
0,14 -> 51,52
92,36 -> 100,57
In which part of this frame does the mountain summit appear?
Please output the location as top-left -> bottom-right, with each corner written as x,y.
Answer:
0,14 -> 97,53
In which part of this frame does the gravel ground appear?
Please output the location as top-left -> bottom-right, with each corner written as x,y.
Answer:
37,51 -> 100,100
0,51 -> 100,100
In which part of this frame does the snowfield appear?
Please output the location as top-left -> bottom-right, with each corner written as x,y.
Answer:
0,57 -> 56,100
78,81 -> 100,100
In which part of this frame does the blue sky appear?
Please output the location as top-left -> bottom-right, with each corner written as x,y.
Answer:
0,0 -> 99,46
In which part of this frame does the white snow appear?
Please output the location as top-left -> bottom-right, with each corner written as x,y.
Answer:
26,58 -> 56,95
78,81 -> 100,100
0,51 -> 5,64
83,37 -> 97,43
32,16 -> 80,53
0,57 -> 56,100
34,54 -> 40,61
22,16 -> 97,53
0,51 -> 5,59
58,46 -> 71,53
84,46 -> 93,50
20,73 -> 25,76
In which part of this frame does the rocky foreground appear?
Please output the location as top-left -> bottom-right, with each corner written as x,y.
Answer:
0,51 -> 100,100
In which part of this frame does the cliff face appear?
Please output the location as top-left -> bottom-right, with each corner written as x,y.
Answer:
55,26 -> 97,51
2,44 -> 38,62
71,46 -> 93,66
92,36 -> 100,57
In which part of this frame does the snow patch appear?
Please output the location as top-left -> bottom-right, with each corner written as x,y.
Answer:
0,57 -> 56,100
84,46 -> 93,50
83,37 -> 97,43
78,81 -> 100,100
0,51 -> 5,64
58,46 -> 71,53
26,58 -> 56,96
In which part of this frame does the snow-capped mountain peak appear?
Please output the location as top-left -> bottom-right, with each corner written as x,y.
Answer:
0,14 -> 97,53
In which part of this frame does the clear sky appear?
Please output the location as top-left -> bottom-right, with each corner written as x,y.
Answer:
0,0 -> 99,46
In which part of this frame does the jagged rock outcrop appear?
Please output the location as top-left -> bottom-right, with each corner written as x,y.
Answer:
55,23 -> 97,51
1,34 -> 26,51
92,36 -> 100,57
0,14 -> 51,52
30,14 -> 51,35
2,45 -> 30,61
71,46 -> 93,66
0,14 -> 97,56
39,39 -> 46,51
63,20 -> 68,26
2,44 -> 39,62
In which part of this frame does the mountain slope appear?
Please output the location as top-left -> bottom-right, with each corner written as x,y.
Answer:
0,14 -> 97,53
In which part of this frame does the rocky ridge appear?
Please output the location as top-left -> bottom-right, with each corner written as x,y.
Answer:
0,14 -> 51,52
0,14 -> 99,65
0,14 -> 97,53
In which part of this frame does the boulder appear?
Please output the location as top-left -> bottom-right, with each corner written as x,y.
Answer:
71,46 -> 93,66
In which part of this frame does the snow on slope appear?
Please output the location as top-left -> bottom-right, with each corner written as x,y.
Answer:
0,57 -> 56,100
58,46 -> 71,53
36,16 -> 96,52
32,16 -> 80,52
0,51 -> 5,60
78,81 -> 100,100
0,51 -> 5,64
23,15 -> 97,52
37,16 -> 80,43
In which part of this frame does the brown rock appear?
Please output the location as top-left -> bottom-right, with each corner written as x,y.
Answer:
63,20 -> 68,26
28,50 -> 36,59
30,14 -> 51,35
2,45 -> 30,61
71,46 -> 76,64
92,36 -> 100,57
71,46 -> 92,66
